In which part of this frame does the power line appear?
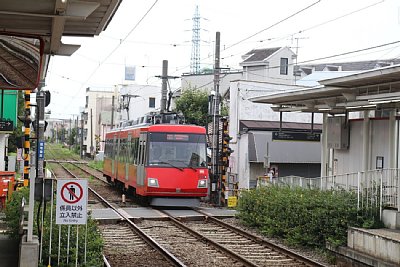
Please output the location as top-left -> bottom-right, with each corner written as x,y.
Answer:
218,0 -> 385,69
187,40 -> 400,91
193,0 -> 385,75
224,0 -> 322,51
169,0 -> 323,76
61,0 -> 159,110
298,40 -> 400,64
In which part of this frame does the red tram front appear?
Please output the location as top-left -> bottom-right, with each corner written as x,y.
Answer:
103,124 -> 209,206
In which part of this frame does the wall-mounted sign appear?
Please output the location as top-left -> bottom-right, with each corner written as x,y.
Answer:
0,119 -> 13,133
272,131 -> 320,142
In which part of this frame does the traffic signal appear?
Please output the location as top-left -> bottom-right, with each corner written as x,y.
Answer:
44,90 -> 51,107
220,117 -> 233,168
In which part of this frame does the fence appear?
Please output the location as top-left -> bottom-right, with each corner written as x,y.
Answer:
272,168 -> 400,218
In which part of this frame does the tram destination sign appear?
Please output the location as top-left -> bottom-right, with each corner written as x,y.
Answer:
0,119 -> 13,133
272,131 -> 320,142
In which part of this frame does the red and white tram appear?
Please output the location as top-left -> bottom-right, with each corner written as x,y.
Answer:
103,122 -> 209,206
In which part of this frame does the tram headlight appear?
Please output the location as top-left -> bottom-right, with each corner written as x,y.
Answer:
197,179 -> 207,188
148,178 -> 159,187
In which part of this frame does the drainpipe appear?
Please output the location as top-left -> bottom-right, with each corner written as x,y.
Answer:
321,113 -> 328,177
388,109 -> 396,168
362,110 -> 370,172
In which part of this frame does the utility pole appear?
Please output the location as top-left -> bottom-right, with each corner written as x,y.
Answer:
80,112 -> 84,159
161,60 -> 168,113
210,31 -> 221,205
75,116 -> 78,151
69,117 -> 72,149
156,60 -> 179,114
90,108 -> 93,158
121,94 -> 139,120
293,36 -> 308,83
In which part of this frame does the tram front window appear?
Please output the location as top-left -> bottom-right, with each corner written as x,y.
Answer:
148,133 -> 207,168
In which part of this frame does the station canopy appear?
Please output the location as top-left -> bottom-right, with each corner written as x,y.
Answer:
0,0 -> 122,56
251,64 -> 400,114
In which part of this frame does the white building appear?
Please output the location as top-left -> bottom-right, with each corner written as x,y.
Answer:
118,84 -> 162,122
82,87 -> 118,156
229,80 -> 323,189
240,47 -> 296,84
181,47 -> 296,95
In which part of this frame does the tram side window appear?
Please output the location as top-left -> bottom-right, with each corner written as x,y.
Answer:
138,141 -> 143,165
106,140 -> 111,158
125,139 -> 129,163
104,140 -> 108,157
127,138 -> 132,163
120,139 -> 127,163
138,140 -> 147,165
131,138 -> 139,164
112,138 -> 116,160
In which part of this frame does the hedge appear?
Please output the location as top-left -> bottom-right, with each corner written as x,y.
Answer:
236,185 -> 383,248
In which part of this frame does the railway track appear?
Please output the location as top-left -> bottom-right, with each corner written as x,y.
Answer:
49,160 -> 183,266
137,209 -> 324,267
46,148 -> 327,267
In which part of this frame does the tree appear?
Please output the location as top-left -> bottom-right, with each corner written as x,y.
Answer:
174,88 -> 210,126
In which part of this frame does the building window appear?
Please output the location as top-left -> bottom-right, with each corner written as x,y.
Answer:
280,58 -> 288,75
149,97 -> 155,108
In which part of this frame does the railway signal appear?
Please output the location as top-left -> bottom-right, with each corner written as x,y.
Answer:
220,117 -> 233,206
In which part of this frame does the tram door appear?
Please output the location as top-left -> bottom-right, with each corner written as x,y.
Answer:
137,132 -> 147,186
126,134 -> 131,181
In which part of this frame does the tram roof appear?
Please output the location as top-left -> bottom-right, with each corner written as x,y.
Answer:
106,123 -> 207,137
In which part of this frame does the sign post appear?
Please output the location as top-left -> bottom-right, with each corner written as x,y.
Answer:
56,179 -> 87,225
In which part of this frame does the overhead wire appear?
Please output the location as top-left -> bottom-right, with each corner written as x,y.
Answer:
170,0 -> 323,76
61,0 -> 159,109
224,0 -> 322,51
220,0 -> 385,63
188,39 -> 400,91
171,0 -> 385,75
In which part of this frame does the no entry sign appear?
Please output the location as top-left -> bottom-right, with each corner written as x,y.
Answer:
56,179 -> 88,225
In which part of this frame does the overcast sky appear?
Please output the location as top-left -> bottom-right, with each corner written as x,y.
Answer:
44,0 -> 400,119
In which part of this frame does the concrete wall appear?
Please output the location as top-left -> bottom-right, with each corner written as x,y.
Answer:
348,227 -> 400,266
334,117 -> 397,175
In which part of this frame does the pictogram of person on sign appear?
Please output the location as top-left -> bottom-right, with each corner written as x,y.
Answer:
69,185 -> 76,200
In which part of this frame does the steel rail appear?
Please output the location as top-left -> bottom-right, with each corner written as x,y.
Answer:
158,210 -> 258,267
194,208 -> 326,267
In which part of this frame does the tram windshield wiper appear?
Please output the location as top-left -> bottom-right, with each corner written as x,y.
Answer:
152,160 -> 184,171
174,160 -> 196,171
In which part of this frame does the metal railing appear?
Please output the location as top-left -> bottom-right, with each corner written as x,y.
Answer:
271,168 -> 400,217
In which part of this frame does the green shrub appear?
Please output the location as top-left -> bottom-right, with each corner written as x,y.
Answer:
237,185 -> 382,248
87,160 -> 103,171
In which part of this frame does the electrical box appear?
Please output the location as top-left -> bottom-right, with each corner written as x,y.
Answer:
327,116 -> 349,149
